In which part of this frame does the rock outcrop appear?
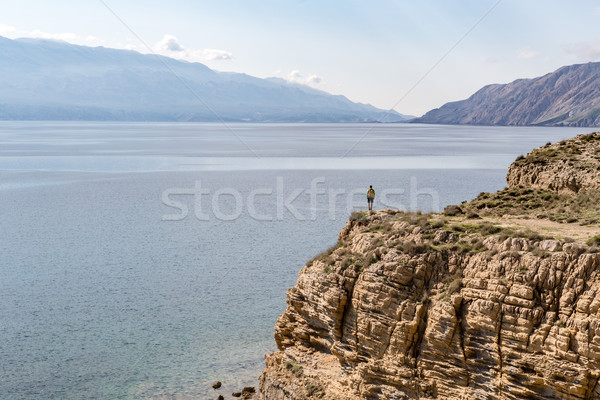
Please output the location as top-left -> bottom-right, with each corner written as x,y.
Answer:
413,62 -> 600,127
259,133 -> 600,399
507,133 -> 600,193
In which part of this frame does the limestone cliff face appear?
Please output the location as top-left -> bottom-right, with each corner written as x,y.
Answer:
260,133 -> 600,400
506,132 -> 600,193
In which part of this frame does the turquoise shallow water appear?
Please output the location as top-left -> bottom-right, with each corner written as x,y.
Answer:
0,122 -> 590,399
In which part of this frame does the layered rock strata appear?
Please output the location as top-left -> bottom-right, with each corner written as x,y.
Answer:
507,132 -> 600,193
259,133 -> 600,400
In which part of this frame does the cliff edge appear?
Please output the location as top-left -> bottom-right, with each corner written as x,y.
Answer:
260,132 -> 600,400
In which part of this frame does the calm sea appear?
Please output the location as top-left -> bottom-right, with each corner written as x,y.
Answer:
0,122 -> 590,399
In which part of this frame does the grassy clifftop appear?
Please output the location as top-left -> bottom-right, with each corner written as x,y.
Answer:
446,132 -> 600,228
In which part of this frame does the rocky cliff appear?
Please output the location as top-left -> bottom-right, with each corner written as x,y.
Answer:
507,133 -> 600,194
413,63 -> 600,127
259,133 -> 600,399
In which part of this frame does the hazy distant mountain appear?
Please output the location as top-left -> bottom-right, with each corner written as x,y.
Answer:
0,36 -> 412,123
414,62 -> 600,127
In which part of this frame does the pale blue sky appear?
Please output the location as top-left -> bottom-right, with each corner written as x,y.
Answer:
1,0 -> 600,116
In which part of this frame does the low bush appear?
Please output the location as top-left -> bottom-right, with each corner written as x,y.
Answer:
587,235 -> 600,247
285,361 -> 304,377
447,278 -> 463,295
499,250 -> 521,261
307,242 -> 340,267
443,205 -> 463,216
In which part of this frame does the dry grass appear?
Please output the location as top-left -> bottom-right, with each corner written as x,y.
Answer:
306,240 -> 344,268
460,186 -> 600,227
513,132 -> 600,167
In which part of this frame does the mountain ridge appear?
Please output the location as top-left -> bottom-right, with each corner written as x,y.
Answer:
414,62 -> 600,127
0,36 -> 411,122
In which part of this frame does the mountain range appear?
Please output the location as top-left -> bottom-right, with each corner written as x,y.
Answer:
0,36 -> 411,123
3,35 -> 599,126
414,62 -> 600,127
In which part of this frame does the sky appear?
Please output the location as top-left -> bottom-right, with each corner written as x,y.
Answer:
1,0 -> 600,117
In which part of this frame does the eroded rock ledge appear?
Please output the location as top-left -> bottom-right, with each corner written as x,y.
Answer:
507,132 -> 600,194
259,133 -> 600,400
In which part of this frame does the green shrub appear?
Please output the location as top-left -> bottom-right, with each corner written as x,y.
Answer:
340,255 -> 353,270
349,211 -> 368,224
305,383 -> 323,396
285,361 -> 304,377
479,223 -> 502,235
396,240 -> 431,255
466,211 -> 480,219
429,220 -> 444,229
443,205 -> 463,216
531,247 -> 550,259
447,278 -> 463,295
307,241 -> 343,267
499,251 -> 521,261
587,235 -> 600,247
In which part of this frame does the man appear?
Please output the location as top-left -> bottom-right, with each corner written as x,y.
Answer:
367,185 -> 375,210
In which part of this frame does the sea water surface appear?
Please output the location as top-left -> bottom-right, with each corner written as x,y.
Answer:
0,122 -> 590,399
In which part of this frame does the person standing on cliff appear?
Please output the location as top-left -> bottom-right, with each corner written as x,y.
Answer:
367,185 -> 375,210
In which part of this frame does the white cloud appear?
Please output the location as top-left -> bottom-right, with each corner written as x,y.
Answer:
203,48 -> 233,60
29,29 -> 78,42
153,34 -> 232,62
563,40 -> 600,61
306,74 -> 322,85
0,24 -> 89,45
118,43 -> 138,51
0,24 -> 79,42
518,47 -> 541,59
285,70 -> 324,87
0,27 -> 232,63
156,34 -> 185,52
0,23 -> 18,36
288,70 -> 302,80
485,56 -> 501,64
